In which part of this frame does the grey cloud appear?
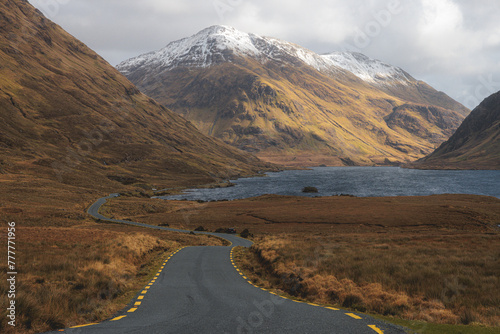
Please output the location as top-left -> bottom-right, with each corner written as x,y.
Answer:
28,0 -> 500,108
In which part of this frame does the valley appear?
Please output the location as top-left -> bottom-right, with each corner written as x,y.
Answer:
1,0 -> 499,333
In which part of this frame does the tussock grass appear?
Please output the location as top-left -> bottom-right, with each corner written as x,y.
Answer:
0,225 -> 223,334
235,232 -> 500,327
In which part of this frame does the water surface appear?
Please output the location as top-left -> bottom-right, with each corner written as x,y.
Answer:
161,167 -> 500,201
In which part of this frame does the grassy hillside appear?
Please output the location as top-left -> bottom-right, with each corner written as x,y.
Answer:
0,0 -> 274,190
415,90 -> 500,169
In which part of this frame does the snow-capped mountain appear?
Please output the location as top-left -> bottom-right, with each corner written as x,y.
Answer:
118,25 -> 337,77
117,26 -> 469,167
117,25 -> 408,86
322,52 -> 413,86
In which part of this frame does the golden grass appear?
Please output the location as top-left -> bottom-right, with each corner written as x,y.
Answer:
102,193 -> 500,328
235,232 -> 500,327
0,224 -> 225,334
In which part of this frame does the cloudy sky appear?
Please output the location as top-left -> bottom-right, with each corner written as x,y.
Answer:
28,0 -> 500,109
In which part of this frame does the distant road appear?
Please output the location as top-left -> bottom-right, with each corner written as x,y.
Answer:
47,194 -> 407,334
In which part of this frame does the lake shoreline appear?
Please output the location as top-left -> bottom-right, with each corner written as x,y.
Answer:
158,167 -> 500,201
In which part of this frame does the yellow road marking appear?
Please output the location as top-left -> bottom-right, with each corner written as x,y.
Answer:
160,266 -> 164,269
134,301 -> 141,306
70,323 -> 98,328
368,325 -> 384,333
111,315 -> 127,321
346,313 -> 362,319
127,308 -> 137,313
155,273 -> 160,276
141,290 -> 147,294
137,295 -> 144,300
145,286 -> 150,289
308,303 -> 320,306
242,276 -> 247,279
326,307 -> 339,311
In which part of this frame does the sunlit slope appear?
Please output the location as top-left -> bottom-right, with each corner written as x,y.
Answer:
132,58 -> 464,166
119,26 -> 468,167
0,0 -> 273,188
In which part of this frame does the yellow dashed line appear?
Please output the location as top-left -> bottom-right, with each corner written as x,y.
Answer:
346,313 -> 362,319
141,290 -> 147,294
111,315 -> 127,321
70,323 -> 98,328
148,283 -> 153,286
308,303 -> 320,307
134,301 -> 141,306
326,306 -> 339,311
368,325 -> 384,333
137,295 -> 144,300
155,273 -> 160,277
145,286 -> 150,289
127,308 -> 137,313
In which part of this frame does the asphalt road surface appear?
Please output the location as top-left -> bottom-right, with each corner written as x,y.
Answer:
47,194 -> 408,334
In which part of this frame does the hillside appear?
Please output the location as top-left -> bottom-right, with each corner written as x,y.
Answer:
414,90 -> 500,169
118,25 -> 469,167
0,2 -> 274,192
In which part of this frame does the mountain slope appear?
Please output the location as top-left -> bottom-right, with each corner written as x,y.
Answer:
414,91 -> 500,169
117,26 -> 468,167
0,3 -> 273,189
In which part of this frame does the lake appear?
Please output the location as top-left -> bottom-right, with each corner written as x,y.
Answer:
160,167 -> 500,201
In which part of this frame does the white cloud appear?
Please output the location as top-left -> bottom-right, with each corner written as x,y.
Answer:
27,0 -> 500,108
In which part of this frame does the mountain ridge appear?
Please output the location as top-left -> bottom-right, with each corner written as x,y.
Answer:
0,4 -> 274,189
118,25 -> 469,167
414,90 -> 500,169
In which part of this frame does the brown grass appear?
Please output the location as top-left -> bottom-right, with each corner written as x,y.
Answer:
102,193 -> 500,327
0,223 -> 225,334
234,232 -> 500,327
102,193 -> 500,234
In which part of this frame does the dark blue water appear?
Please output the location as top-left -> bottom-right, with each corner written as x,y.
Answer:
160,167 -> 500,201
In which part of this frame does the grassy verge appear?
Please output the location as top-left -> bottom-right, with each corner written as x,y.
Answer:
0,223 -> 225,334
233,229 -> 500,331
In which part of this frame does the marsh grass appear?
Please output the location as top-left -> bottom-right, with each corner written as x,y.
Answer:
0,225 -> 223,334
235,232 -> 500,327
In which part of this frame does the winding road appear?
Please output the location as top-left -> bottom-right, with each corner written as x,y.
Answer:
48,194 -> 408,334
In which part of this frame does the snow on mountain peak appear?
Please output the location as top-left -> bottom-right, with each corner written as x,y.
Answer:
117,26 -> 413,86
321,52 -> 412,85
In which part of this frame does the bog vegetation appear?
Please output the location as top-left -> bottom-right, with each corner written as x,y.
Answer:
0,225 -> 225,334
235,233 -> 500,327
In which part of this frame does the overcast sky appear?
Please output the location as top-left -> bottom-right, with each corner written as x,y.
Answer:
28,0 -> 500,109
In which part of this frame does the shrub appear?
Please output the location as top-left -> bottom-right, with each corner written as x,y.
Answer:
240,229 -> 251,238
302,186 -> 318,193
